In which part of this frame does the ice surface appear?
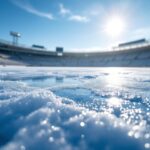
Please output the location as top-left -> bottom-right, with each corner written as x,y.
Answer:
0,67 -> 150,150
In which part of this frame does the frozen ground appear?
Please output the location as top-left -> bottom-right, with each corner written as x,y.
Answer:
0,67 -> 150,150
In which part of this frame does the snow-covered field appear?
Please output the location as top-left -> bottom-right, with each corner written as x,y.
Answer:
0,67 -> 150,150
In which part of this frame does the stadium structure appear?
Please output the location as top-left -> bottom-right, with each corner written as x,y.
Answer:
0,33 -> 150,66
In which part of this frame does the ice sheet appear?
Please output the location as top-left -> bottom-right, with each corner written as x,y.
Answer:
0,67 -> 150,150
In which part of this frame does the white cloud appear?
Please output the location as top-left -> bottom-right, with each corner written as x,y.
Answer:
12,1 -> 90,23
59,3 -> 89,23
11,0 -> 54,20
69,15 -> 89,23
59,3 -> 71,16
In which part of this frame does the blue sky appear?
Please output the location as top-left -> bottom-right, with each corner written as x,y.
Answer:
0,0 -> 150,52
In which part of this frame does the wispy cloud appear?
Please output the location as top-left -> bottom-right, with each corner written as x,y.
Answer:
69,15 -> 89,23
12,1 -> 90,23
59,3 -> 71,16
59,3 -> 89,23
11,0 -> 54,20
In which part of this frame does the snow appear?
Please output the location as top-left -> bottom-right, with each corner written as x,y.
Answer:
0,67 -> 150,150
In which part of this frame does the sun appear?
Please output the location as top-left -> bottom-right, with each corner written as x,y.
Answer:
105,16 -> 125,37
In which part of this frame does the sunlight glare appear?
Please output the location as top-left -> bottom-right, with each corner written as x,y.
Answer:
107,97 -> 122,107
105,16 -> 125,37
106,68 -> 124,86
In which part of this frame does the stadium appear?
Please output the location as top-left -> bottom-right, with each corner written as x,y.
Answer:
0,34 -> 150,66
